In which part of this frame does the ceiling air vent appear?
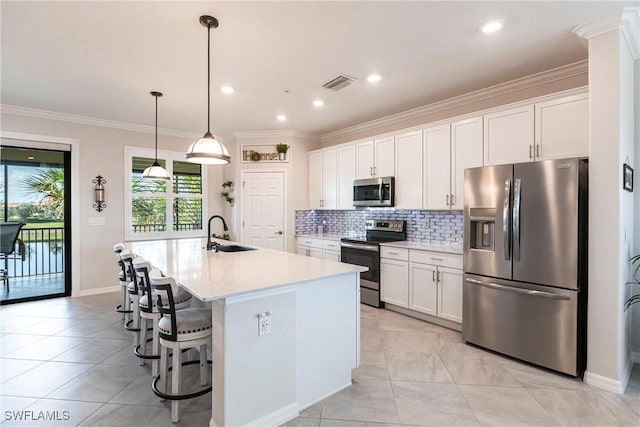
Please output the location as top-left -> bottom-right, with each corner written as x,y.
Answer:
322,74 -> 357,91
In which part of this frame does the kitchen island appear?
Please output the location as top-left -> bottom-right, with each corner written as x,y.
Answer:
129,238 -> 366,427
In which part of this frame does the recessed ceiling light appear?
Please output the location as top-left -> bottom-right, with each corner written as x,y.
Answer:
220,86 -> 234,94
480,19 -> 504,34
367,74 -> 382,83
277,115 -> 287,122
313,99 -> 324,108
27,156 -> 35,160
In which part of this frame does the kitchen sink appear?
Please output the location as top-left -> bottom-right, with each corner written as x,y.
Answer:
217,245 -> 256,252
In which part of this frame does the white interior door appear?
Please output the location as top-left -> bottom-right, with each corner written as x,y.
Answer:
241,171 -> 285,250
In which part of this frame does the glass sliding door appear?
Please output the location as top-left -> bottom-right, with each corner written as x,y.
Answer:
0,145 -> 71,304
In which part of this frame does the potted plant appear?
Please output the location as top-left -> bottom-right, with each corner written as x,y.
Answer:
624,254 -> 640,310
220,181 -> 234,206
276,143 -> 289,161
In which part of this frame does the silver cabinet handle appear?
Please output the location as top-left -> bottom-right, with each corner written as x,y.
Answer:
430,257 -> 443,261
450,194 -> 455,206
536,144 -> 541,158
503,179 -> 511,261
529,145 -> 533,159
513,178 -> 522,261
465,278 -> 570,300
370,166 -> 373,176
446,194 -> 450,206
437,271 -> 441,282
387,251 -> 398,255
373,166 -> 377,176
432,270 -> 436,281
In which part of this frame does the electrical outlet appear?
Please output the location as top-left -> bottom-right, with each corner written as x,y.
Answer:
258,311 -> 272,336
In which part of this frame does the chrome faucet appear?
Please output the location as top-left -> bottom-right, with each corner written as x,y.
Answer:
207,215 -> 229,250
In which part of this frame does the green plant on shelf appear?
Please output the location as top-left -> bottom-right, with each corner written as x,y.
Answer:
275,144 -> 289,154
212,233 -> 230,240
624,254 -> 640,311
220,181 -> 234,206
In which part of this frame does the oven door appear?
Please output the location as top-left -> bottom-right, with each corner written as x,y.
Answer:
340,242 -> 379,288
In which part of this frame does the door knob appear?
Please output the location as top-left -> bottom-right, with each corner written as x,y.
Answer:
275,230 -> 283,235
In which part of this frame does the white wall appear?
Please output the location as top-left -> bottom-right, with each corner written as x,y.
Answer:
632,46 -> 640,360
0,112 -> 225,295
222,132 -> 320,252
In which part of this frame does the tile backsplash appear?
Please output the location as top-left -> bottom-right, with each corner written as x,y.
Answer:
295,209 -> 463,243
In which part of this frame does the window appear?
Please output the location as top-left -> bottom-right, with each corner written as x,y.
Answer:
125,147 -> 207,240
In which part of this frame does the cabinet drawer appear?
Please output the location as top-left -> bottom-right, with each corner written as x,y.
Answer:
322,239 -> 341,251
297,237 -> 323,249
381,246 -> 409,261
410,250 -> 462,269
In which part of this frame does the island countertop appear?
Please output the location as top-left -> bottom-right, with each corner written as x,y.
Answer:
129,238 -> 366,301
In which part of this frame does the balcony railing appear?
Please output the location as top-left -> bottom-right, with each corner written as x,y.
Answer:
132,223 -> 202,233
4,227 -> 64,278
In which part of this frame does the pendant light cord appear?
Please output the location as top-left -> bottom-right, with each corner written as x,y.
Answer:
207,24 -> 211,134
155,94 -> 159,160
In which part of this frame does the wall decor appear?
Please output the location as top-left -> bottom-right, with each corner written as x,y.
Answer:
623,163 -> 634,192
93,175 -> 106,212
241,144 -> 290,163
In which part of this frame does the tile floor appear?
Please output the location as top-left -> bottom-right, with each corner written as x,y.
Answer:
1,293 -> 638,427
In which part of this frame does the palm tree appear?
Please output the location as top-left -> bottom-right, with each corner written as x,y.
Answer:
20,168 -> 65,220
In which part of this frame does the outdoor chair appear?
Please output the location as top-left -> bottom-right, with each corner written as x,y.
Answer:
1,222 -> 26,292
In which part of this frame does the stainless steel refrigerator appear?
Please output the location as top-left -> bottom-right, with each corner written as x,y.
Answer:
462,157 -> 588,376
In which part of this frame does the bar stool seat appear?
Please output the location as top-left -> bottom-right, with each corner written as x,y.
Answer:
150,274 -> 211,423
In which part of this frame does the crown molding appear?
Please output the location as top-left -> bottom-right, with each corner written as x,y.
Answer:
321,60 -> 588,143
573,7 -> 639,59
0,104 -> 201,139
233,130 -> 320,142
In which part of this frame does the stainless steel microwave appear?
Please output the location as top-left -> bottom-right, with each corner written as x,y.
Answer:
353,177 -> 395,207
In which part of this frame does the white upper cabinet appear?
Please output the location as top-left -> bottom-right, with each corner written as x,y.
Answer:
336,145 -> 356,209
423,124 -> 451,210
451,116 -> 483,210
308,151 -> 323,210
395,131 -> 423,209
535,93 -> 588,160
321,149 -> 337,209
355,137 -> 395,179
484,105 -> 535,165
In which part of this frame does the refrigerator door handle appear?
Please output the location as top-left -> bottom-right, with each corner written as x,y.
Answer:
465,278 -> 570,300
513,178 -> 522,261
503,179 -> 511,260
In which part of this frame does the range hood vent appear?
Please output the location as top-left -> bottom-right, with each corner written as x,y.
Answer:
322,74 -> 357,91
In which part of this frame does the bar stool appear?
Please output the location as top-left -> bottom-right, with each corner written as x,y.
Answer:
113,243 -> 132,325
133,259 -> 192,377
120,250 -> 142,343
149,274 -> 211,423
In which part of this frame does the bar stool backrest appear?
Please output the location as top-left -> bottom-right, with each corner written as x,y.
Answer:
120,249 -> 138,292
133,257 -> 154,313
149,275 -> 180,341
113,243 -> 127,280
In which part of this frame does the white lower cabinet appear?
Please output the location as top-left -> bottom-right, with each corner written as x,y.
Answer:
380,258 -> 409,307
382,246 -> 463,324
296,237 -> 341,261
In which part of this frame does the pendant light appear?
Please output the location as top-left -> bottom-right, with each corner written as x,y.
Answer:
185,15 -> 231,165
143,91 -> 171,180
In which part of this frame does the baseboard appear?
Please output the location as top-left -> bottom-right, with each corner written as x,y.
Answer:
298,380 -> 352,413
385,303 -> 462,332
243,402 -> 299,427
584,356 -> 634,394
76,285 -> 120,297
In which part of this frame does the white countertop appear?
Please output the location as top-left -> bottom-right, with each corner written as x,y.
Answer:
380,240 -> 463,255
295,233 -> 344,241
129,238 -> 366,301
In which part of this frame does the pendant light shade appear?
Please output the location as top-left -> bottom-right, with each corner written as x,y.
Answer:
186,15 -> 230,165
143,91 -> 171,180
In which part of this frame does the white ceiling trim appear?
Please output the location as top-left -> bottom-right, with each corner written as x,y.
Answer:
573,7 -> 640,59
0,104 -> 201,140
232,130 -> 320,142
320,60 -> 588,143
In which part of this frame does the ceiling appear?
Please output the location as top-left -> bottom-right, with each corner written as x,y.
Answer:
1,1 -> 635,140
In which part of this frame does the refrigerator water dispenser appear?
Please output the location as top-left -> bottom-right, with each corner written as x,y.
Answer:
469,208 -> 496,251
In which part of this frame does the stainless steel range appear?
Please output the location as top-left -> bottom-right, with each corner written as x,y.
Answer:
341,219 -> 407,307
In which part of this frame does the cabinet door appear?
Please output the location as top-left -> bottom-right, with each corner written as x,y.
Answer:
308,152 -> 323,209
322,149 -> 338,209
322,250 -> 340,262
356,141 -> 374,179
484,105 -> 534,165
374,137 -> 395,177
296,245 -> 308,256
309,248 -> 323,259
336,145 -> 356,209
438,267 -> 463,323
409,263 -> 437,316
380,259 -> 409,308
451,116 -> 483,210
395,131 -> 423,209
423,124 -> 451,210
535,93 -> 588,160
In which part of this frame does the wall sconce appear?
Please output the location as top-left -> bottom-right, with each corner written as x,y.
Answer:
93,175 -> 106,212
